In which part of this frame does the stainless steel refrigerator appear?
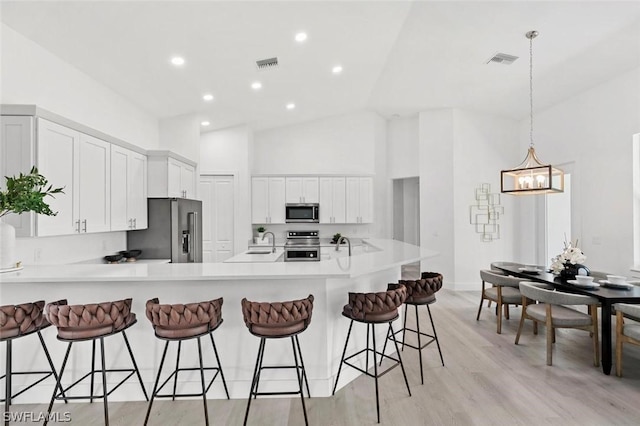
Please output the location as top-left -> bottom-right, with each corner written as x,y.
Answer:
127,198 -> 202,263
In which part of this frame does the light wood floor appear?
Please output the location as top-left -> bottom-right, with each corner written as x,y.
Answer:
11,289 -> 640,425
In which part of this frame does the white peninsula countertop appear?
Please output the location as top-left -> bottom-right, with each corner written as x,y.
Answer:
0,239 -> 438,283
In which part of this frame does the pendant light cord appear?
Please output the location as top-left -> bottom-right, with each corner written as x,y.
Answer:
529,33 -> 534,149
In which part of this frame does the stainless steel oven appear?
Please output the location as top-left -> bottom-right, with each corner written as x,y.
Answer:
284,230 -> 320,262
285,204 -> 319,223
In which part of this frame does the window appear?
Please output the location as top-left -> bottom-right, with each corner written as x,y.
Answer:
633,134 -> 640,270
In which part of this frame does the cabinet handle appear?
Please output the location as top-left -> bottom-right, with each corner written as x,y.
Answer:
82,219 -> 87,232
133,218 -> 137,229
128,218 -> 132,229
75,220 -> 81,233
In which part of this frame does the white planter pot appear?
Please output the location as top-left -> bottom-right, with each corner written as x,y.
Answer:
0,221 -> 17,269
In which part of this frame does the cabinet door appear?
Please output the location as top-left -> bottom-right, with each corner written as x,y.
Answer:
78,134 -> 111,233
129,152 -> 147,229
285,177 -> 303,203
268,177 -> 286,224
1,116 -> 35,236
345,177 -> 360,224
36,118 -> 79,236
302,177 -> 319,203
110,145 -> 130,231
181,163 -> 195,198
251,177 -> 269,223
167,158 -> 182,197
331,177 -> 347,224
359,177 -> 373,223
318,177 -> 333,223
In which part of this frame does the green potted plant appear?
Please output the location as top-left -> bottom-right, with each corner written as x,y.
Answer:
256,226 -> 266,241
332,233 -> 342,244
0,166 -> 64,270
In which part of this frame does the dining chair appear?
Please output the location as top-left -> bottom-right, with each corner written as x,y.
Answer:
477,270 -> 528,334
614,303 -> 640,377
516,282 -> 600,367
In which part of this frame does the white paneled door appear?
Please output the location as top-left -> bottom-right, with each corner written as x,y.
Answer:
200,175 -> 234,262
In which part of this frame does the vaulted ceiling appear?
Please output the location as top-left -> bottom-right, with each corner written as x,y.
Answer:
2,1 -> 639,131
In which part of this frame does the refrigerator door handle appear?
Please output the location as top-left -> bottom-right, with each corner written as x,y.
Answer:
187,211 -> 198,262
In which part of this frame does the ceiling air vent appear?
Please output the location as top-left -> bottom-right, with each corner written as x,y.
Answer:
486,53 -> 518,65
256,57 -> 279,70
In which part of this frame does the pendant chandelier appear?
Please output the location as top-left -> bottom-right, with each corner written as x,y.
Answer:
501,30 -> 564,195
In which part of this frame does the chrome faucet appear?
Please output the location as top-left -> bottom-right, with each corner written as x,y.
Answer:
335,236 -> 352,256
262,231 -> 276,253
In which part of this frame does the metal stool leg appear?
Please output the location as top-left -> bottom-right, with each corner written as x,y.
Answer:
37,331 -> 68,404
44,342 -> 72,426
99,338 -> 109,426
415,304 -> 424,384
209,333 -> 230,399
402,305 -> 408,350
332,319 -> 354,395
244,338 -> 265,426
389,322 -> 411,396
172,340 -> 181,401
294,335 -> 310,398
144,340 -> 169,426
122,331 -> 149,400
196,337 -> 209,426
4,339 -> 11,426
427,304 -> 444,366
365,323 -> 370,372
90,339 -> 96,403
253,339 -> 267,400
291,337 -> 308,426
371,324 -> 380,424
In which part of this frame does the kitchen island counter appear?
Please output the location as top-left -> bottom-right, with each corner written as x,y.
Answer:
0,239 -> 438,402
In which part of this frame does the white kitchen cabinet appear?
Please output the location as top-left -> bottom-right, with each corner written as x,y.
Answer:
111,145 -> 147,231
0,117 -> 113,236
285,177 -> 319,204
319,177 -> 346,224
147,152 -> 197,199
251,177 -> 285,224
345,177 -> 373,224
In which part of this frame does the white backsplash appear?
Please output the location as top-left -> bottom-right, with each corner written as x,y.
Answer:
15,232 -> 126,265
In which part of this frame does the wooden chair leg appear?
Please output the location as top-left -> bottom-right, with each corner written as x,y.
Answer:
546,305 -> 553,366
496,301 -> 503,334
504,304 -> 510,320
592,305 -> 599,367
476,286 -> 486,321
616,311 -> 624,377
514,307 -> 527,345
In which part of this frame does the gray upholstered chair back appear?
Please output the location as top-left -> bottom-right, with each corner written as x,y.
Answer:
519,282 -> 598,306
614,303 -> 640,319
480,270 -> 525,288
490,261 -> 520,272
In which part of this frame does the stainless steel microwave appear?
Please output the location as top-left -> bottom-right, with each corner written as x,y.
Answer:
285,203 -> 319,223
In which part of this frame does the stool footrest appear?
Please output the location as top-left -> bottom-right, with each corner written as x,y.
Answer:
153,366 -> 222,399
53,368 -> 136,401
393,327 -> 437,351
0,371 -> 54,402
343,348 -> 402,379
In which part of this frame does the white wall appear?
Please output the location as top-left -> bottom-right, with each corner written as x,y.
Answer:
1,23 -> 162,264
159,114 -> 200,163
0,23 -> 159,148
521,67 -> 640,275
200,125 -> 252,254
419,109 -> 521,290
387,115 -> 419,179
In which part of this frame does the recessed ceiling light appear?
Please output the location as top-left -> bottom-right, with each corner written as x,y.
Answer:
294,32 -> 307,43
170,56 -> 185,66
332,65 -> 343,74
202,93 -> 214,101
201,121 -> 210,126
286,103 -> 296,110
251,81 -> 262,90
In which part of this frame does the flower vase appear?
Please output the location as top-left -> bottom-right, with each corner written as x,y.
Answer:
0,221 -> 17,270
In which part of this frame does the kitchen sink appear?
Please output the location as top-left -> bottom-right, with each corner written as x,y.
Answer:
246,249 -> 273,254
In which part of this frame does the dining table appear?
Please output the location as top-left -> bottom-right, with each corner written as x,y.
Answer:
492,262 -> 640,375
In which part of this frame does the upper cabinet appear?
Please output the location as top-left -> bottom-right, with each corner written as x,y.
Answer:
345,177 -> 373,224
1,107 -> 149,237
319,177 -> 346,224
111,145 -> 147,231
251,177 -> 286,224
148,152 -> 197,199
285,177 -> 319,204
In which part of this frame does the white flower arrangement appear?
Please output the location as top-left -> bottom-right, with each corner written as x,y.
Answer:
550,238 -> 586,274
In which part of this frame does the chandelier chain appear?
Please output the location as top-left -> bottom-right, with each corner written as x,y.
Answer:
529,33 -> 534,148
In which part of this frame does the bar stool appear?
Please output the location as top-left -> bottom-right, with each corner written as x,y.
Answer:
241,295 -> 314,426
43,298 -> 148,426
332,286 -> 411,424
1,300 -> 66,426
382,271 -> 444,384
144,297 -> 229,426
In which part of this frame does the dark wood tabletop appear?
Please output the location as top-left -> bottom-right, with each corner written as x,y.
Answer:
492,262 -> 640,375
